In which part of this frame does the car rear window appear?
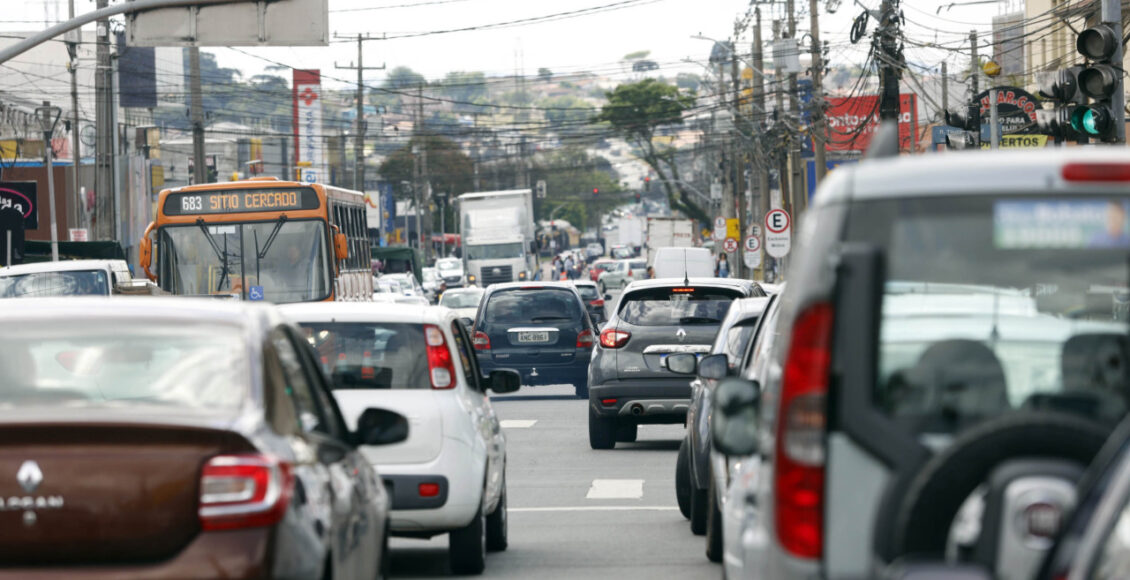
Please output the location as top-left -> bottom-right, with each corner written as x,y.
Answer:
575,286 -> 598,301
483,288 -> 582,325
630,261 -> 647,270
298,322 -> 428,390
845,196 -> 1130,434
618,287 -> 743,326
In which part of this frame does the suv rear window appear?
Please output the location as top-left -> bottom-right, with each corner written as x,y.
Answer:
846,196 -> 1130,434
618,287 -> 742,326
298,322 -> 428,390
575,285 -> 599,301
483,288 -> 582,325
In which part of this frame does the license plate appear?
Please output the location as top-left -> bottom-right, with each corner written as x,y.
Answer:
517,331 -> 549,343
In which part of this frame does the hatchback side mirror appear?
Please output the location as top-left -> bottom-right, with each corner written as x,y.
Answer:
665,352 -> 698,375
712,378 -> 760,456
603,293 -> 612,301
484,369 -> 521,393
354,408 -> 409,446
698,354 -> 730,380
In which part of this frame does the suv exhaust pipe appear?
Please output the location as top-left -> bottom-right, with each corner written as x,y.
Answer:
630,403 -> 644,416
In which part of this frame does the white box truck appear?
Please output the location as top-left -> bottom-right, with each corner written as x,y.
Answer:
645,217 -> 694,263
458,189 -> 537,286
616,217 -> 644,249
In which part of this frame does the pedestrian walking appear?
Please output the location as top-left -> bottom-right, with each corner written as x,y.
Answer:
717,253 -> 730,278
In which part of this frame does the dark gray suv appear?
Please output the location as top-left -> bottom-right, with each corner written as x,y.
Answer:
587,278 -> 764,449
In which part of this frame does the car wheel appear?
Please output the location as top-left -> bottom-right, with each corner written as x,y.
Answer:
689,485 -> 708,535
706,475 -> 723,562
676,439 -> 692,519
615,423 -> 637,442
588,407 -> 617,450
449,502 -> 486,575
486,477 -> 508,552
598,282 -> 606,294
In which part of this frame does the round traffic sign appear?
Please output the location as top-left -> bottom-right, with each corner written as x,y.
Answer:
714,216 -> 726,230
765,209 -> 790,234
744,235 -> 760,252
723,237 -> 739,253
743,250 -> 761,269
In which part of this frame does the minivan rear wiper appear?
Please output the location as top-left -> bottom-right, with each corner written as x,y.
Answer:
679,316 -> 720,324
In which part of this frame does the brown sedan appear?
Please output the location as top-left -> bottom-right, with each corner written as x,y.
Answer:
0,297 -> 407,579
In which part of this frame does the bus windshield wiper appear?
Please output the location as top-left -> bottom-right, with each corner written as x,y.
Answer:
253,215 -> 288,280
196,218 -> 234,292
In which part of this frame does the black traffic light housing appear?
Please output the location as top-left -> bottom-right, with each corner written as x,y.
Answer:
1072,24 -> 1121,143
943,102 -> 981,149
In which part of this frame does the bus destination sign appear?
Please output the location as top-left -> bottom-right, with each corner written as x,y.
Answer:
163,188 -> 320,216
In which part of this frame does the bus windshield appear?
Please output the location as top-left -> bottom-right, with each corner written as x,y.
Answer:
158,219 -> 331,303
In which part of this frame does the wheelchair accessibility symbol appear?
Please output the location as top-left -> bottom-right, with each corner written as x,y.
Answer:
249,286 -> 265,301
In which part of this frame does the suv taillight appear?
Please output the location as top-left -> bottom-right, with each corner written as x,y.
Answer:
473,330 -> 491,350
599,328 -> 630,348
590,298 -> 605,307
577,329 -> 595,348
425,324 -> 456,389
199,454 -> 293,531
774,303 -> 833,560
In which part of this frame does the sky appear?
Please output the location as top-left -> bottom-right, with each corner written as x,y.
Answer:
4,0 -> 1008,90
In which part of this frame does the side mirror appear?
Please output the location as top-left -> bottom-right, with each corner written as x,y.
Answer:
484,369 -> 521,393
334,231 -> 349,262
711,378 -> 760,456
665,352 -> 698,375
698,354 -> 730,380
460,317 -> 474,329
139,222 -> 156,281
603,293 -> 612,301
353,408 -> 410,446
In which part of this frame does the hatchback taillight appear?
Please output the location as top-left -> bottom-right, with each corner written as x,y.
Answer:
577,329 -> 595,348
199,454 -> 293,531
473,330 -> 491,350
774,303 -> 833,560
590,298 -> 605,307
599,328 -> 630,348
425,324 -> 456,389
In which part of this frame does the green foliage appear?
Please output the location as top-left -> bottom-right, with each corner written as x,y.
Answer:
598,78 -> 695,141
437,71 -> 489,106
378,135 -> 474,202
675,72 -> 701,91
540,96 -> 595,132
623,50 -> 651,61
531,147 -> 623,229
537,68 -> 553,81
385,66 -> 427,89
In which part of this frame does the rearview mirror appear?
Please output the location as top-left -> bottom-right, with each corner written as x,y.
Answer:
139,237 -> 153,277
354,408 -> 409,446
712,378 -> 760,456
334,231 -> 349,262
698,354 -> 729,380
484,369 -> 521,393
603,293 -> 612,301
665,353 -> 698,375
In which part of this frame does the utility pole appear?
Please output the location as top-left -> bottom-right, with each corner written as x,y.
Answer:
773,19 -> 789,217
189,46 -> 206,185
808,0 -> 828,185
66,0 -> 82,232
786,1 -> 803,216
94,0 -> 112,240
335,33 -> 385,191
752,7 -> 769,280
729,26 -> 744,279
969,30 -> 979,98
877,0 -> 902,122
941,61 -> 949,113
1103,0 -> 1125,143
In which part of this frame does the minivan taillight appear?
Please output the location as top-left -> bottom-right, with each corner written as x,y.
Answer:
425,324 -> 456,389
199,454 -> 293,531
577,329 -> 594,348
473,330 -> 491,350
774,302 -> 833,560
599,328 -> 630,348
590,298 -> 605,308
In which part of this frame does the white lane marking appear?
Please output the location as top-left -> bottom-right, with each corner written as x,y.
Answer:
586,479 -> 644,499
499,419 -> 537,429
510,506 -> 678,512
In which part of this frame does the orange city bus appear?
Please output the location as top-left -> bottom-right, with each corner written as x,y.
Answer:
139,177 -> 372,302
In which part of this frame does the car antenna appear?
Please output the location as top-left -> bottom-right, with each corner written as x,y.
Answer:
683,249 -> 690,287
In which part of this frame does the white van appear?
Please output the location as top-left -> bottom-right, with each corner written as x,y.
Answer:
652,247 -> 714,279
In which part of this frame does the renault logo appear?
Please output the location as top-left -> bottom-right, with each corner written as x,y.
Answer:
676,328 -> 687,342
17,461 -> 42,493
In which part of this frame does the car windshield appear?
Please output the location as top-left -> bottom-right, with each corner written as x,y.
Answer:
441,291 -> 483,309
846,196 -> 1130,434
299,322 -> 429,390
0,323 -> 247,411
483,288 -> 582,324
436,259 -> 461,271
0,270 -> 109,297
612,248 -> 632,259
466,242 -> 523,261
423,269 -> 438,282
619,287 -> 741,326
157,220 -> 330,303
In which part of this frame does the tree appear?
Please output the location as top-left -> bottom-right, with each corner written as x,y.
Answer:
598,79 -> 703,222
675,72 -> 701,91
623,50 -> 651,61
385,66 -> 427,89
378,135 -> 473,202
529,147 -> 623,231
537,67 -> 553,81
540,95 -> 595,133
438,71 -> 488,107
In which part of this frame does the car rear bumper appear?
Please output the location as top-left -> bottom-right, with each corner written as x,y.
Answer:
589,378 -> 692,423
377,441 -> 483,534
479,357 -> 590,387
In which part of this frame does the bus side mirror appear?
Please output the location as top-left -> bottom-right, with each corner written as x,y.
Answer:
334,232 -> 348,262
139,222 -> 156,281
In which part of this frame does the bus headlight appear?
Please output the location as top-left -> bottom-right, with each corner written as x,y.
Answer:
518,271 -> 527,280
468,274 -> 476,284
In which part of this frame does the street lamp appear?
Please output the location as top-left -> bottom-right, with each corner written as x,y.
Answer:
35,101 -> 62,262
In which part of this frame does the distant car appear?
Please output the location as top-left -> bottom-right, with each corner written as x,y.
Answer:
281,302 -> 521,575
382,273 -> 424,298
472,282 -> 596,397
435,257 -> 466,288
652,247 -> 714,279
597,259 -> 648,293
610,245 -> 634,260
439,286 -> 486,324
584,243 -> 605,261
421,268 -> 446,303
571,280 -> 606,325
0,297 -> 405,578
586,278 -> 764,450
589,258 -> 616,282
0,259 -> 134,298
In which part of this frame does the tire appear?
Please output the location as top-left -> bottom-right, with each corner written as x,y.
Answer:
705,475 -> 723,562
615,423 -> 638,442
689,486 -> 708,535
598,282 -> 606,294
676,439 -> 692,519
486,478 -> 508,552
588,408 -> 617,450
449,503 -> 486,575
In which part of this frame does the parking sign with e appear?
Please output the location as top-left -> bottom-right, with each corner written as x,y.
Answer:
765,209 -> 791,258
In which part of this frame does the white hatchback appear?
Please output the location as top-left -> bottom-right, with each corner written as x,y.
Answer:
280,302 -> 521,575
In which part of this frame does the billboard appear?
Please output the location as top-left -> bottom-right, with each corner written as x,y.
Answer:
823,94 -> 919,152
128,0 -> 329,47
116,33 -> 156,109
293,69 -> 325,184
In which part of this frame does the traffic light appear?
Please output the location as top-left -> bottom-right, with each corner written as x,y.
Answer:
1073,24 -> 1121,142
592,187 -> 599,196
634,192 -> 641,202
644,176 -> 651,192
943,102 -> 980,149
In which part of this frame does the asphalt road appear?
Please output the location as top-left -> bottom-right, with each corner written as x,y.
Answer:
388,384 -> 719,579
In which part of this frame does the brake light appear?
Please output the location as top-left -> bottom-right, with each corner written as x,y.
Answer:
1062,162 -> 1130,182
577,329 -> 594,348
199,454 -> 293,531
473,330 -> 491,350
599,328 -> 630,348
425,324 -> 456,389
418,482 -> 440,497
774,303 -> 833,560
627,269 -> 633,277
590,298 -> 604,307
601,398 -> 618,406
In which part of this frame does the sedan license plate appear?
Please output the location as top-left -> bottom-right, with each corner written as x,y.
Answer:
517,331 -> 550,343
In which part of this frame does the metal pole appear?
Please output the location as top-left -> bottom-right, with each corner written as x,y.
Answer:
990,89 -> 1000,149
970,31 -> 979,97
808,0 -> 828,184
43,112 -> 60,262
1103,0 -> 1125,143
67,0 -> 82,232
94,0 -> 110,240
355,35 -> 364,190
5,231 -> 10,267
189,46 -> 206,184
941,61 -> 949,114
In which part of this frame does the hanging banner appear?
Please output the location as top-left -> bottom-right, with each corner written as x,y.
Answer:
293,69 -> 325,184
823,94 -> 919,152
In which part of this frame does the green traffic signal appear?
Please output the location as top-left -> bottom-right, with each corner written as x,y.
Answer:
1071,105 -> 1113,137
